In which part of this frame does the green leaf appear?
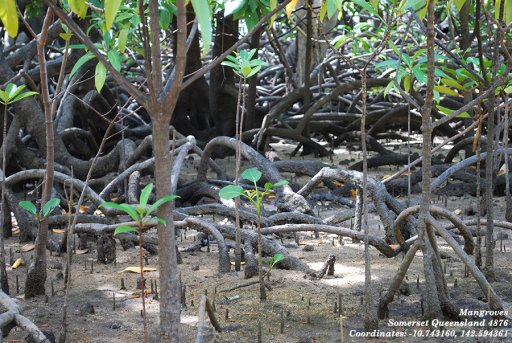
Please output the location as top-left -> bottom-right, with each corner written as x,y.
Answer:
403,75 -> 411,92
42,198 -> 60,217
70,52 -> 95,78
440,78 -> 466,91
159,7 -> 172,30
114,225 -> 138,235
219,185 -> 244,200
68,0 -> 88,18
0,91 -> 9,105
241,168 -> 262,183
506,0 -> 512,25
417,5 -> 427,21
272,253 -> 285,264
139,183 -> 154,209
6,83 -> 21,98
107,50 -> 122,72
100,202 -> 139,221
436,104 -> 471,119
191,0 -> 212,57
264,182 -> 273,190
60,33 -> 73,40
403,0 -> 425,10
246,65 -> 263,78
272,180 -> 289,188
319,1 -> 328,21
156,217 -> 167,225
147,194 -> 179,215
269,0 -> 277,26
244,11 -> 259,32
434,85 -> 459,97
0,0 -> 19,38
224,0 -> 247,16
105,0 -> 122,32
412,65 -> 427,85
95,62 -> 107,92
454,0 -> 467,11
352,0 -> 380,18
117,28 -> 129,54
12,91 -> 38,103
19,201 -> 37,216
221,61 -> 240,71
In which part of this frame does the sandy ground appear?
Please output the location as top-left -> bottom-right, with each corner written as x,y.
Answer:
2,140 -> 512,343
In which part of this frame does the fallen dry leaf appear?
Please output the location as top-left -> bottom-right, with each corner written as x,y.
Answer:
12,258 -> 23,269
118,266 -> 157,274
497,164 -> 507,176
19,243 -> 35,252
52,229 -> 65,234
230,261 -> 246,266
453,209 -> 462,215
74,249 -> 89,255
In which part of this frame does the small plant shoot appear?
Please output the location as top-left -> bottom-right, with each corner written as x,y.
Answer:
219,168 -> 288,216
100,183 -> 178,236
262,253 -> 285,273
219,168 -> 288,301
19,198 -> 60,221
100,183 -> 178,343
222,49 -> 267,79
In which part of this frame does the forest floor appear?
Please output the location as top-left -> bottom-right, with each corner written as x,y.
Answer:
2,140 -> 512,343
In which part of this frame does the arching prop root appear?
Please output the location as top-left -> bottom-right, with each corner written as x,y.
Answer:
0,290 -> 51,342
379,208 -> 505,320
196,295 -> 222,343
298,167 -> 415,243
394,205 -> 474,255
196,136 -> 312,214
261,224 -> 398,257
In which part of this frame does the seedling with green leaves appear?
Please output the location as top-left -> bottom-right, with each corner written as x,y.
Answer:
19,198 -> 60,222
100,183 -> 177,343
221,49 -> 266,272
219,168 -> 288,217
219,168 -> 288,301
262,253 -> 285,279
221,49 -> 267,79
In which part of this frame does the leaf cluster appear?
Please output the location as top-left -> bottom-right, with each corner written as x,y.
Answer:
19,198 -> 60,221
218,168 -> 288,216
261,252 -> 284,273
0,84 -> 38,105
100,183 -> 178,235
222,49 -> 267,79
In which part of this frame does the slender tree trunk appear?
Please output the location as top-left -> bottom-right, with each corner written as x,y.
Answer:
26,8 -> 54,298
361,71 -> 378,331
152,117 -> 182,342
418,0 -> 443,319
484,0 -> 504,281
0,105 -> 9,294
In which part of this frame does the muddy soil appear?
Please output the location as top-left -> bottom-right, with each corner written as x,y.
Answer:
2,140 -> 512,343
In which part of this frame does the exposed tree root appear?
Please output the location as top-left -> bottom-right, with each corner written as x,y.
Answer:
261,224 -> 398,257
394,205 -> 474,254
0,290 -> 51,342
298,167 -> 415,243
197,136 -> 311,214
